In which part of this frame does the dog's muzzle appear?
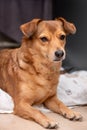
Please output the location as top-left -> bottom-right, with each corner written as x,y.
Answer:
54,50 -> 65,61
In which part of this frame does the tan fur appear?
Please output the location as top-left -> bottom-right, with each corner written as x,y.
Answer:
0,17 -> 82,129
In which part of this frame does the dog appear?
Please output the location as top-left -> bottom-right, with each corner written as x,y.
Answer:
0,17 -> 82,129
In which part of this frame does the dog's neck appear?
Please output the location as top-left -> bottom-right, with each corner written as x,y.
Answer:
33,59 -> 61,73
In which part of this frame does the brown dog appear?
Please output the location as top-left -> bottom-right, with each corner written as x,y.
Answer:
0,17 -> 82,129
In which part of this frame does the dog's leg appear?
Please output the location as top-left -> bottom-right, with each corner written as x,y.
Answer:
14,101 -> 58,129
44,96 -> 82,120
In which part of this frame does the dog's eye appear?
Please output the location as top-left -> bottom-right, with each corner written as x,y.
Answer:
40,37 -> 48,42
60,35 -> 66,40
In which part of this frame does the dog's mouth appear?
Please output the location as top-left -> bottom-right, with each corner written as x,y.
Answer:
46,55 -> 65,62
53,57 -> 64,62
53,54 -> 65,62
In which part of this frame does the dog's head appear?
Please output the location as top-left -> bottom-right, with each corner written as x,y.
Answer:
20,17 -> 76,62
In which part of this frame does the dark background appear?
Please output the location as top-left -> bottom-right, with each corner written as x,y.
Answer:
0,0 -> 87,70
53,0 -> 87,70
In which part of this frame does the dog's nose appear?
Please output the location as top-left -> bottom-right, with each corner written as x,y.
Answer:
55,50 -> 64,58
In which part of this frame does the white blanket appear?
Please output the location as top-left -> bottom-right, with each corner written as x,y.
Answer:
0,70 -> 87,113
58,70 -> 87,106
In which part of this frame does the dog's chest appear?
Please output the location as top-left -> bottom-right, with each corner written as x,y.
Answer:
34,80 -> 57,104
32,63 -> 60,104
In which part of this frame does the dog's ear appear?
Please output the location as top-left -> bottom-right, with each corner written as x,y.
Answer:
56,17 -> 76,34
20,19 -> 42,38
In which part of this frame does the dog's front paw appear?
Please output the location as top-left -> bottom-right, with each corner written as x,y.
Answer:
62,109 -> 82,121
40,119 -> 58,129
45,121 -> 58,129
